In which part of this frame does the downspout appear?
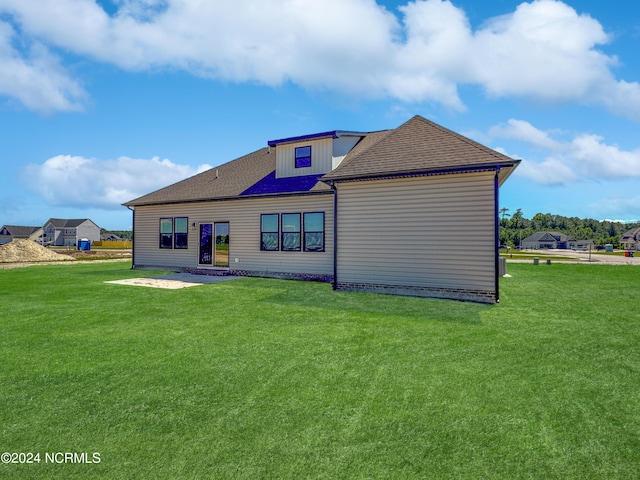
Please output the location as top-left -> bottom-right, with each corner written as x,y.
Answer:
494,167 -> 500,303
330,181 -> 338,290
127,206 -> 135,270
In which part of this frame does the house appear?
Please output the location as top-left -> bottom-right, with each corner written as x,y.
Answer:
124,115 -> 520,303
0,225 -> 43,245
522,232 -> 594,250
101,233 -> 123,241
42,218 -> 101,247
621,227 -> 640,251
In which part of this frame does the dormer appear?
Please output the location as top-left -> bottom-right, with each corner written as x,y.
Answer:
268,130 -> 368,179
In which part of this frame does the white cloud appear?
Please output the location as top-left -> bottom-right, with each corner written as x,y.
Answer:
21,154 -> 211,209
516,158 -> 576,185
0,0 -> 639,119
590,194 -> 640,222
491,119 -> 640,185
470,1 -> 611,100
571,134 -> 640,178
0,20 -> 86,113
489,119 -> 565,152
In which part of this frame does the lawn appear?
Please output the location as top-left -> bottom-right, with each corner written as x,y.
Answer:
1,262 -> 639,479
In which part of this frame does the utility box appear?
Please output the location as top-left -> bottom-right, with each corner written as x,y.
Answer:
499,256 -> 506,276
605,244 -> 613,252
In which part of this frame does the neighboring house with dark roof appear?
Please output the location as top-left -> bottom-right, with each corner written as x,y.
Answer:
522,232 -> 593,250
101,233 -> 123,241
0,225 -> 43,245
124,115 -> 520,303
621,227 -> 640,251
42,218 -> 101,247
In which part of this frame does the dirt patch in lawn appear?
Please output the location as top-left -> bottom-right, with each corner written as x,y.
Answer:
105,273 -> 241,289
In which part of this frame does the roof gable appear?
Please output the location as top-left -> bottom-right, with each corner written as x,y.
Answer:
622,227 -> 640,240
322,115 -> 519,183
0,225 -> 41,237
46,218 -> 95,228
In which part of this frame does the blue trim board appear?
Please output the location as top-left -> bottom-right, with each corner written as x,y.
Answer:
267,130 -> 369,147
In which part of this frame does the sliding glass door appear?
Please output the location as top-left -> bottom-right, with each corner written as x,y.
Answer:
199,222 -> 229,267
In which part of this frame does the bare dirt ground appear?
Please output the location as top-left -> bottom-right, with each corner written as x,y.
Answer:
106,273 -> 240,289
0,239 -> 131,269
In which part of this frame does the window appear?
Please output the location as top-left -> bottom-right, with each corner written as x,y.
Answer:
160,217 -> 188,249
260,211 -> 325,252
160,218 -> 173,248
295,146 -> 312,169
303,212 -> 325,252
281,213 -> 301,251
261,214 -> 279,251
174,217 -> 188,249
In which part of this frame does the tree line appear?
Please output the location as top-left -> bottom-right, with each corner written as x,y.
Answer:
499,208 -> 640,247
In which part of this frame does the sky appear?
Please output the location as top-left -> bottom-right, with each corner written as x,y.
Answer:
0,0 -> 639,231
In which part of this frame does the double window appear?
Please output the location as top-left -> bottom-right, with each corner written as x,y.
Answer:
295,146 -> 312,169
160,217 -> 188,249
261,212 -> 325,252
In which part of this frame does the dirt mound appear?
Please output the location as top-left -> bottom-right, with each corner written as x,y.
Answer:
0,239 -> 74,263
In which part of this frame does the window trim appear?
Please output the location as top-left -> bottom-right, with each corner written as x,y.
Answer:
260,213 -> 280,251
160,217 -> 174,249
159,216 -> 189,249
174,217 -> 189,249
303,211 -> 325,252
281,212 -> 301,251
294,145 -> 312,169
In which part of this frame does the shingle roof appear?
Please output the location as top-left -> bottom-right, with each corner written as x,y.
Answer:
322,115 -> 519,184
523,232 -> 577,243
125,148 -> 274,206
125,115 -> 520,207
46,218 -> 95,228
124,147 -> 331,207
0,225 -> 41,237
622,227 -> 640,240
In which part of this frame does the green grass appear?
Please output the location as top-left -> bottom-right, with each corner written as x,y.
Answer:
1,262 -> 639,479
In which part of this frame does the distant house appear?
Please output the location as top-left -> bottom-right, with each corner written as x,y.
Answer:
101,233 -> 123,241
42,218 -> 101,247
621,227 -> 640,251
522,232 -> 593,250
0,225 -> 43,245
124,115 -> 520,303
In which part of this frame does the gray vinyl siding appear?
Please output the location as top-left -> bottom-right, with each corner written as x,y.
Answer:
335,171 -> 497,293
76,221 -> 100,243
276,138 -> 333,178
132,194 -> 334,275
332,136 -> 362,169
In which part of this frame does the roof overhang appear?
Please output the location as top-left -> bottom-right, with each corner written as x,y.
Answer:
322,160 -> 521,186
268,130 -> 369,147
123,189 -> 333,208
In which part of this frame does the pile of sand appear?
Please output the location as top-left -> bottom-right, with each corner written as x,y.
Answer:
0,239 -> 74,263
